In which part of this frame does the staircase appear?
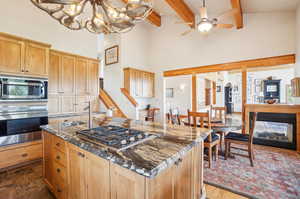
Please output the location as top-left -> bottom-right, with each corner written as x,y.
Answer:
99,89 -> 127,118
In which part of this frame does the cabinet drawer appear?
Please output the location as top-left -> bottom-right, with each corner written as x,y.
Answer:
53,161 -> 67,181
53,148 -> 67,167
54,176 -> 68,199
53,136 -> 66,153
0,143 -> 42,169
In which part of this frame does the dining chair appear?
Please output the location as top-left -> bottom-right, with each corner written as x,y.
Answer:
211,106 -> 227,123
145,108 -> 158,122
224,112 -> 257,167
187,109 -> 220,168
169,109 -> 182,125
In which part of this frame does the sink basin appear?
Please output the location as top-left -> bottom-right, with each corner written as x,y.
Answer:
62,121 -> 86,127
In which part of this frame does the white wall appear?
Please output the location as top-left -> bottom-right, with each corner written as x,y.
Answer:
103,24 -> 153,119
0,0 -> 98,58
165,75 -> 192,115
148,12 -> 296,121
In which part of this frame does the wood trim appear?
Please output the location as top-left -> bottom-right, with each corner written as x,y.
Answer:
231,0 -> 243,29
123,67 -> 155,75
241,68 -> 247,134
120,88 -> 139,107
99,89 -> 127,118
50,49 -> 99,62
147,11 -> 162,27
212,81 -> 216,105
0,32 -> 51,48
163,54 -> 296,77
165,0 -> 195,28
192,74 -> 197,111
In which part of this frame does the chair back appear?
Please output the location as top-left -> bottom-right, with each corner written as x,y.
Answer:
249,112 -> 257,144
169,109 -> 181,125
187,110 -> 211,129
146,108 -> 157,122
211,106 -> 226,122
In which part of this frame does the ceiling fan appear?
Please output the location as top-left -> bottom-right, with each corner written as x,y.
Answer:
178,0 -> 237,36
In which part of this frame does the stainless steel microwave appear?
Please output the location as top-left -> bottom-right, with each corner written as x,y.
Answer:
0,76 -> 48,102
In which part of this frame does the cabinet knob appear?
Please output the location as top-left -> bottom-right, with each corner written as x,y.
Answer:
77,152 -> 85,158
175,158 -> 183,166
25,70 -> 29,72
56,143 -> 60,147
21,153 -> 28,157
56,168 -> 61,173
57,188 -> 62,193
56,155 -> 60,160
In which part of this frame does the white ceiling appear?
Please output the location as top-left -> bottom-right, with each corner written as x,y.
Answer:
153,0 -> 300,17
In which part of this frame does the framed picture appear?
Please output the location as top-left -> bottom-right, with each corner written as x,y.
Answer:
105,45 -> 119,65
166,88 -> 174,98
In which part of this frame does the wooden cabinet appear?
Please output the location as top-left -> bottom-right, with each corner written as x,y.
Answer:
0,33 -> 50,77
42,131 -> 203,199
124,67 -> 155,98
48,50 -> 98,115
86,151 -> 110,199
68,144 -> 87,199
0,34 -> 25,75
76,58 -> 88,96
111,163 -> 145,199
25,42 -> 49,77
0,140 -> 42,169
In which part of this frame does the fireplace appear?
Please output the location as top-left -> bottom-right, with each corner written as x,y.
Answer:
249,112 -> 296,150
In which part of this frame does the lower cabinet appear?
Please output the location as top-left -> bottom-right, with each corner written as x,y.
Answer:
42,131 -> 203,199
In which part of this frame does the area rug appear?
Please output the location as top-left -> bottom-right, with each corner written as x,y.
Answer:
203,145 -> 300,199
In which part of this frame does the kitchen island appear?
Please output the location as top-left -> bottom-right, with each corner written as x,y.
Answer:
41,116 -> 210,199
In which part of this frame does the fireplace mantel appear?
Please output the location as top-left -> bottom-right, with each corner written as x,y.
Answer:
245,104 -> 300,152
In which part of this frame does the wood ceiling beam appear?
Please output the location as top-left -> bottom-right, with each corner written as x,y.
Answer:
121,0 -> 161,27
163,54 -> 296,77
165,0 -> 195,28
231,0 -> 243,29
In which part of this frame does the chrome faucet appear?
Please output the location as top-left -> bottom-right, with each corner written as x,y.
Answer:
84,101 -> 93,129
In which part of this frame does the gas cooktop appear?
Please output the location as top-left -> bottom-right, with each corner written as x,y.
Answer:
77,125 -> 157,151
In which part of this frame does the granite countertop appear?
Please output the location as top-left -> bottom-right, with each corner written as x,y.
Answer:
41,116 -> 210,178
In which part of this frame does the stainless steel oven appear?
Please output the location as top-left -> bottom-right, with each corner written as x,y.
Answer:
0,76 -> 48,102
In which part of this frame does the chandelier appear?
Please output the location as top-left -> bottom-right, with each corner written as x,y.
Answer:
30,0 -> 153,34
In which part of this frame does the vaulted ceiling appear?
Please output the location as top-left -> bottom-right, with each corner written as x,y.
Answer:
147,0 -> 299,29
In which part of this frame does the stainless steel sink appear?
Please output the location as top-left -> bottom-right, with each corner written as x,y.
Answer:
62,121 -> 86,127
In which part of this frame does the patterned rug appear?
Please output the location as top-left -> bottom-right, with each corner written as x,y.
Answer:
204,145 -> 300,199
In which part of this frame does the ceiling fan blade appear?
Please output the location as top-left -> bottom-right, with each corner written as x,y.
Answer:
181,29 -> 193,36
216,8 -> 238,21
200,7 -> 208,19
215,24 -> 234,29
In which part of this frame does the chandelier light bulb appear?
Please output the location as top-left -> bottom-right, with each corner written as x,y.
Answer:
197,20 -> 213,32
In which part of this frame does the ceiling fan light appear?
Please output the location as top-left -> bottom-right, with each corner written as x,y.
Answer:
197,21 -> 213,32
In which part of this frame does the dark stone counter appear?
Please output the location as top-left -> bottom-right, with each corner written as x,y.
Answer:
41,116 -> 210,178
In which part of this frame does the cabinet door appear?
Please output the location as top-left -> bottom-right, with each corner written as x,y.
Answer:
68,144 -> 86,199
111,164 -> 145,199
174,150 -> 192,199
137,71 -> 143,97
87,60 -> 99,96
130,70 -> 137,97
49,52 -> 60,94
61,55 -> 75,95
146,166 -> 174,199
86,152 -> 110,199
61,96 -> 75,113
76,58 -> 88,95
42,132 -> 54,192
149,73 -> 155,97
0,35 -> 25,74
142,72 -> 149,98
25,42 -> 49,77
48,94 -> 60,115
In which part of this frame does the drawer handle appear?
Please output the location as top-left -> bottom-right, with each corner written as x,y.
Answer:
57,188 -> 62,193
21,153 -> 28,157
175,158 -> 183,166
56,143 -> 60,147
56,168 -> 61,173
77,152 -> 85,158
56,155 -> 60,160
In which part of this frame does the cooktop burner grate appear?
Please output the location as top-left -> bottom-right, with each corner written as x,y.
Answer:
77,125 -> 156,151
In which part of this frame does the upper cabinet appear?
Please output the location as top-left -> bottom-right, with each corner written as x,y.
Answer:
0,33 -> 50,78
124,67 -> 155,98
76,58 -> 88,96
